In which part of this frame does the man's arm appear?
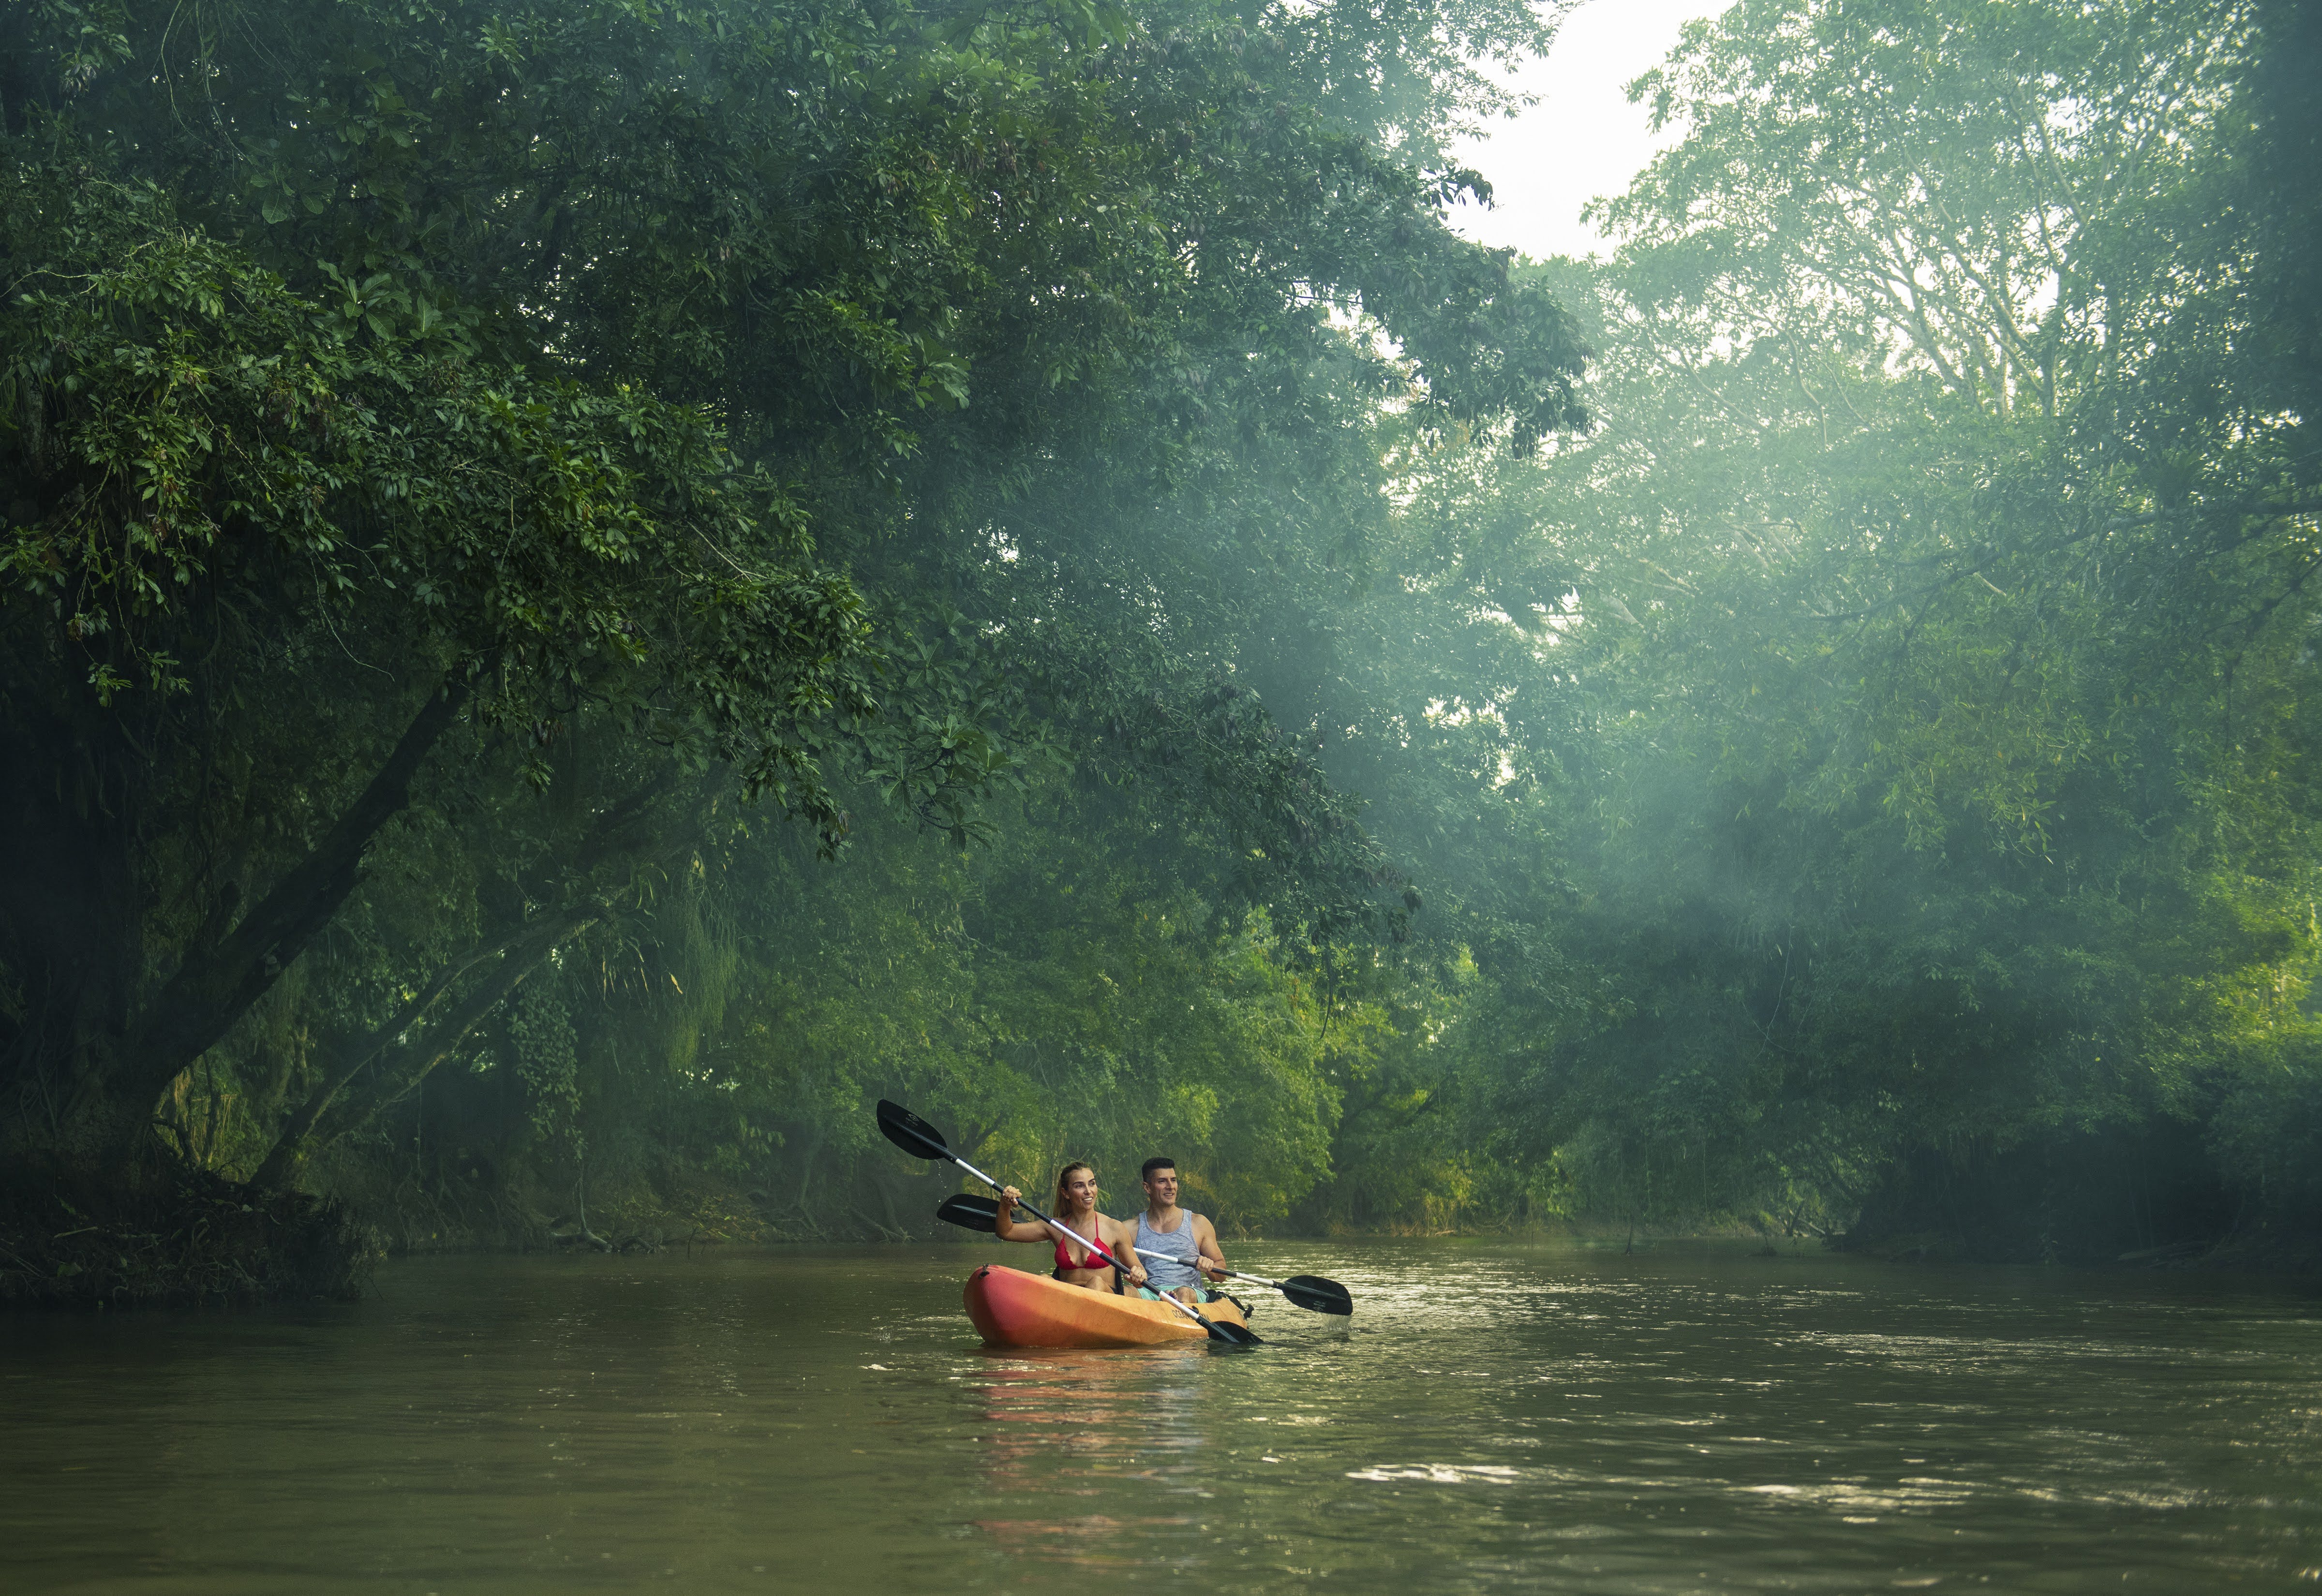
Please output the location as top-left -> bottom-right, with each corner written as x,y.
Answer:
1193,1214 -> 1228,1280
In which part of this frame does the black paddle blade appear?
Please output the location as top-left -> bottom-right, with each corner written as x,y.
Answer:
876,1099 -> 950,1160
1202,1315 -> 1263,1347
1280,1274 -> 1354,1316
935,1194 -> 1002,1232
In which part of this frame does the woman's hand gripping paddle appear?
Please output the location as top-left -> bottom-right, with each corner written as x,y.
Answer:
934,1193 -> 1354,1316
877,1100 -> 1261,1347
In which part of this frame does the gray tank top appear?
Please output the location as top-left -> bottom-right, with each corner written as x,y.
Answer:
1136,1209 -> 1203,1292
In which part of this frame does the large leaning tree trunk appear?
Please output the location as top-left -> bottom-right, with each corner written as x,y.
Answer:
0,673 -> 472,1171
115,677 -> 474,1153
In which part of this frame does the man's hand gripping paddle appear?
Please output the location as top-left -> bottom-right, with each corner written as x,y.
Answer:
877,1100 -> 1261,1347
933,1193 -> 1353,1316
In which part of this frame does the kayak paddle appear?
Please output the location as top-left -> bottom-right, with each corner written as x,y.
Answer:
934,1192 -> 1354,1316
935,1192 -> 1005,1231
876,1099 -> 1261,1347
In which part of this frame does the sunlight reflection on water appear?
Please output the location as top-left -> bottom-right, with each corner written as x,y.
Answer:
1,1241 -> 2318,1593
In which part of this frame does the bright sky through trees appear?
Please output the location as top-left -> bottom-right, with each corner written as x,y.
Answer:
1450,0 -> 1722,260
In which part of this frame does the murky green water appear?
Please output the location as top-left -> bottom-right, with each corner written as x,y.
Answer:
4,1240 -> 2320,1592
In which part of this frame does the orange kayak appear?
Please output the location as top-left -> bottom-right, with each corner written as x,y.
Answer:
963,1264 -> 1253,1348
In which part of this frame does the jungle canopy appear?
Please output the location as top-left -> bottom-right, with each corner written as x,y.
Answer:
0,0 -> 2315,1298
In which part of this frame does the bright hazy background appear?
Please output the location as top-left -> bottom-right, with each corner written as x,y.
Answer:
1450,0 -> 1724,260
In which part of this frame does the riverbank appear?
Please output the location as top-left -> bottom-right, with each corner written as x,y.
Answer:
0,1166 -> 381,1308
8,1155 -> 2313,1310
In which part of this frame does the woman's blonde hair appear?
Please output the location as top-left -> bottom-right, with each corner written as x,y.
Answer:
1054,1161 -> 1097,1210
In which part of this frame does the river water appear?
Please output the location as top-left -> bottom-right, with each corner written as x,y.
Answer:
3,1239 -> 2319,1593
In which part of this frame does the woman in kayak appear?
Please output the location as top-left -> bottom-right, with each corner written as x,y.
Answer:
996,1164 -> 1149,1293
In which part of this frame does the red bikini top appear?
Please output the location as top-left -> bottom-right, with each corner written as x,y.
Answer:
1052,1222 -> 1112,1273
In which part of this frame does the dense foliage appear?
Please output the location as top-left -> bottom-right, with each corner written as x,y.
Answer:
1,0 -> 2314,1296
1375,0 -> 2322,1261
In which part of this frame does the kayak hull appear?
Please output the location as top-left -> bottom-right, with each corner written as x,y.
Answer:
963,1264 -> 1251,1348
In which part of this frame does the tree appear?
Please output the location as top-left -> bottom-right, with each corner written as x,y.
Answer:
1403,0 -> 2322,1255
0,0 -> 1593,1294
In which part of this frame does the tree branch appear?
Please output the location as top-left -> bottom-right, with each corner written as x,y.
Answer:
262,906 -> 598,1187
119,670 -> 472,1132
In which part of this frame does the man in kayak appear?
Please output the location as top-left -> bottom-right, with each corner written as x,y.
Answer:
1133,1156 -> 1229,1304
995,1163 -> 1149,1293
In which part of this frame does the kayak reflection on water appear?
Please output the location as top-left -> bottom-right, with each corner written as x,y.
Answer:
971,1348 -> 1207,1566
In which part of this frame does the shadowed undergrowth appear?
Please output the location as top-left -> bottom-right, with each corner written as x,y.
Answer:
0,1166 -> 383,1307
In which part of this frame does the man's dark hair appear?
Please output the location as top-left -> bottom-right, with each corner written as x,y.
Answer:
1141,1156 -> 1176,1181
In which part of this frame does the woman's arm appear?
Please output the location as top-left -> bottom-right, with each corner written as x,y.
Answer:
992,1186 -> 1050,1246
1103,1216 -> 1149,1289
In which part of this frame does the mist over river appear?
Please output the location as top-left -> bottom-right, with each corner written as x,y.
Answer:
5,1241 -> 2318,1593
